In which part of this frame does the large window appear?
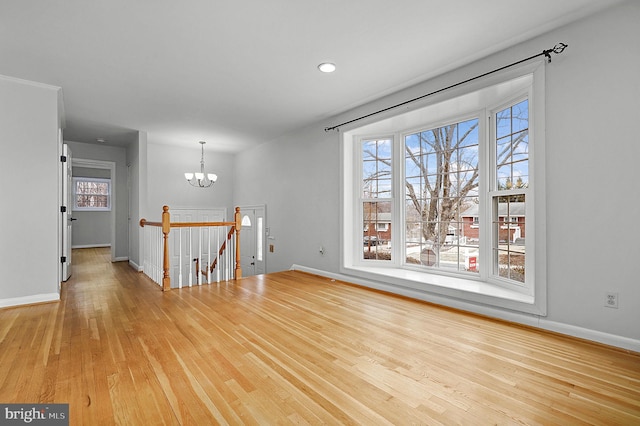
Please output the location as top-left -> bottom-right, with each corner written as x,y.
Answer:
404,117 -> 480,273
73,177 -> 111,211
342,62 -> 546,314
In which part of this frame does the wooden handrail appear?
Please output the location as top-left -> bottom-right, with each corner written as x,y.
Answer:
140,205 -> 242,291
139,219 -> 162,227
140,219 -> 235,229
168,221 -> 235,228
208,226 -> 235,273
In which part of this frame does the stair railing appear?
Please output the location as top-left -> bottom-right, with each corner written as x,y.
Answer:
140,206 -> 242,291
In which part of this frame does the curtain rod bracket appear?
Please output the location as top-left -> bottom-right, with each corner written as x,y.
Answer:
324,42 -> 568,132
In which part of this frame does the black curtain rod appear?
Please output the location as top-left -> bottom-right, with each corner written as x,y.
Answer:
324,42 -> 568,132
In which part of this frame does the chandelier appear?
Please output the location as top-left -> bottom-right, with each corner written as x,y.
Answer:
184,141 -> 217,188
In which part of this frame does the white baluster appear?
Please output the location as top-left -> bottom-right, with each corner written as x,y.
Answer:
178,228 -> 183,289
198,226 -> 202,285
226,230 -> 232,282
207,226 -> 211,285
156,227 -> 162,285
216,227 -> 220,283
189,227 -> 193,287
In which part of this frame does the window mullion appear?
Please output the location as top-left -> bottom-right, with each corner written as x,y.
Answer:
478,110 -> 490,281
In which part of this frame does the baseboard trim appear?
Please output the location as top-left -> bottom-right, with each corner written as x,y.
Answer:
0,293 -> 60,309
129,259 -> 143,272
72,244 -> 111,249
290,264 -> 640,353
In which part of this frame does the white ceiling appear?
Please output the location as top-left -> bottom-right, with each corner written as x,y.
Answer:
0,0 -> 622,152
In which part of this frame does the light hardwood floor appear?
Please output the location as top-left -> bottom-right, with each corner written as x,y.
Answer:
1,247 -> 639,425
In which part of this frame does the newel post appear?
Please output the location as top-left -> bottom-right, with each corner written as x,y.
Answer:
162,205 -> 171,291
234,207 -> 242,279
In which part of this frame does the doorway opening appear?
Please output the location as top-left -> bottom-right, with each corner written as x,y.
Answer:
71,158 -> 117,262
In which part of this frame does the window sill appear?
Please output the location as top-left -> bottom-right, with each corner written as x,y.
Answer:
341,265 -> 542,315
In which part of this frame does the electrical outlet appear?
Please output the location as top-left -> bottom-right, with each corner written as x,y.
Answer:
605,292 -> 619,309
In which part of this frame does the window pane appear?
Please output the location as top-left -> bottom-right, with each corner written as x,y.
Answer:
362,139 -> 392,198
257,217 -> 263,262
78,194 -> 108,208
496,100 -> 529,191
493,194 -> 525,284
363,201 -> 392,261
74,177 -> 111,210
512,100 -> 529,133
404,118 -> 479,272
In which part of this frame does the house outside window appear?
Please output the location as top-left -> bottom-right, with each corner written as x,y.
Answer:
362,138 -> 393,261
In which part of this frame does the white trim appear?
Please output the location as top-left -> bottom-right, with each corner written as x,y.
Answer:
0,293 -> 60,309
72,244 -> 111,249
0,73 -> 62,91
290,264 -> 640,353
129,259 -> 143,272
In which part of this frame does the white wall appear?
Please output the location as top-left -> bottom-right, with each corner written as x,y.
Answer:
233,124 -> 340,273
233,1 -> 640,349
0,76 -> 61,306
127,132 -> 144,270
146,142 -> 235,220
542,1 -> 640,342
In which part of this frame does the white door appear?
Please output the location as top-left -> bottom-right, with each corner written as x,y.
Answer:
239,205 -> 266,277
61,143 -> 73,281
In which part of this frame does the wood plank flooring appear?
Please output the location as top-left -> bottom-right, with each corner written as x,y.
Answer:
1,247 -> 639,425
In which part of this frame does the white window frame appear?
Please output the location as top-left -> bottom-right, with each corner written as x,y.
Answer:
340,60 -> 546,315
73,177 -> 112,211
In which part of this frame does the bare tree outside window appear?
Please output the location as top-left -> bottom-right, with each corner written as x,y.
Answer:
404,118 -> 480,271
74,178 -> 111,210
359,97 -> 529,283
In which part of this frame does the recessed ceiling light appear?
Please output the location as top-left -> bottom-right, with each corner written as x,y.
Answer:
318,62 -> 336,73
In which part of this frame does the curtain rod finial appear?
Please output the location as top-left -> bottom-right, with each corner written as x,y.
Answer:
544,42 -> 568,63
553,42 -> 568,54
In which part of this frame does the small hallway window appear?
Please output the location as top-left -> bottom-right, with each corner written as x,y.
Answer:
73,177 -> 111,211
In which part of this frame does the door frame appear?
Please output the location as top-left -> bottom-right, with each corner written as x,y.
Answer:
72,158 -> 117,262
61,143 -> 73,282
